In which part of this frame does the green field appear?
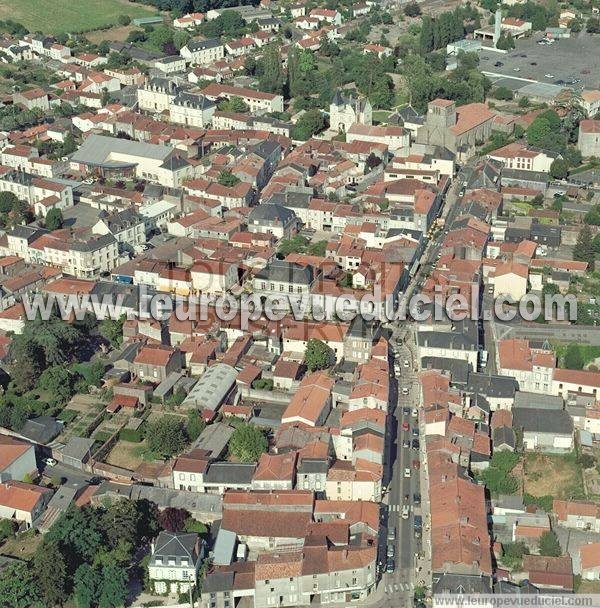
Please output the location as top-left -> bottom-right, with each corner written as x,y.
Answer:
0,0 -> 157,34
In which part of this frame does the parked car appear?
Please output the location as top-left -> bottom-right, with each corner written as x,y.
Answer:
412,459 -> 420,470
402,407 -> 410,416
412,439 -> 420,451
404,467 -> 411,478
412,427 -> 419,437
413,493 -> 421,505
387,527 -> 396,542
412,408 -> 418,418
403,360 -> 410,368
386,558 -> 395,573
43,458 -> 57,467
401,505 -> 410,519
494,61 -> 503,67
401,387 -> 409,395
402,421 -> 410,432
387,544 -> 395,557
402,439 -> 410,449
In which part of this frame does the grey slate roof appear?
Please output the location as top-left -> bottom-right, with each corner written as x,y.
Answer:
151,531 -> 199,565
172,90 -> 215,110
512,407 -> 573,435
204,462 -> 256,485
513,391 -> 563,410
421,357 -> 471,384
255,260 -> 315,285
185,38 -> 223,52
465,373 -> 517,399
249,202 -> 296,225
493,426 -> 516,449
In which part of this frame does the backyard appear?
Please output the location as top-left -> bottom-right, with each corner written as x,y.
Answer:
522,452 -> 585,501
0,0 -> 157,34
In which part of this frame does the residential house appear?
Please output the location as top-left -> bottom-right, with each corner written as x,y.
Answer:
148,531 -> 205,594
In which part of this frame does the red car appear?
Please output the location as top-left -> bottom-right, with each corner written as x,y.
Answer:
412,459 -> 420,470
402,421 -> 410,432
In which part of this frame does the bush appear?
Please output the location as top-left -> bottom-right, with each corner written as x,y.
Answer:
252,378 -> 273,391
119,428 -> 144,443
492,86 -> 513,101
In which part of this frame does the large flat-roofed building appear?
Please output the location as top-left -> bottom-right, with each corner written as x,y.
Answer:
70,134 -> 195,188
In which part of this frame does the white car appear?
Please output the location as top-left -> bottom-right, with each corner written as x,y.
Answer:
403,360 -> 410,368
404,468 -> 411,479
401,387 -> 409,395
401,505 -> 410,519
43,458 -> 57,467
412,408 -> 418,418
545,73 -> 555,79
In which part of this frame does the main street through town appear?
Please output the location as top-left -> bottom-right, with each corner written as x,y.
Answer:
377,162 -> 474,607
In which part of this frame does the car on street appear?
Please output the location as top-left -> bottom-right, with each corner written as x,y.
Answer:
513,67 -> 520,72
404,467 -> 411,478
387,544 -> 395,557
411,427 -> 419,437
402,439 -> 410,449
413,493 -> 421,505
402,421 -> 410,432
403,360 -> 410,368
494,61 -> 503,67
545,73 -> 554,79
386,558 -> 395,573
387,527 -> 396,542
43,458 -> 57,467
530,61 -> 537,65
401,505 -> 410,519
401,387 -> 409,395
402,407 -> 410,416
412,408 -> 418,418
412,459 -> 420,470
412,439 -> 420,451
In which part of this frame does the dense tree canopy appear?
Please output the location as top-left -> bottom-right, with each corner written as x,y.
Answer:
305,339 -> 335,372
229,423 -> 268,463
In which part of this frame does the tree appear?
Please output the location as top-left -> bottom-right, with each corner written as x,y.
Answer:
419,16 -> 434,54
518,96 -> 530,108
117,14 -> 131,26
496,33 -> 515,50
229,423 -> 268,463
404,2 -> 422,17
39,365 -> 76,404
304,338 -> 335,371
186,410 -> 205,442
146,416 -> 187,458
550,158 -> 569,180
257,44 -> 285,94
34,540 -> 67,607
586,16 -> 600,34
74,564 -> 101,608
97,560 -> 128,608
478,451 -> 520,495
102,499 -> 141,548
573,224 -> 595,265
158,507 -> 190,532
492,86 -> 513,101
0,561 -> 42,608
99,315 -> 125,348
564,343 -> 585,370
218,96 -> 249,113
501,542 -> 529,569
538,530 -> 562,557
46,506 -> 104,567
291,109 -> 326,140
217,170 -> 241,187
173,29 -> 191,51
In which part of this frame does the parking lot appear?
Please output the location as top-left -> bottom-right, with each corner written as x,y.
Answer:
479,31 -> 600,92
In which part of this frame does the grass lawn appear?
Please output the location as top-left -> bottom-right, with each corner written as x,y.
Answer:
0,530 -> 42,560
0,0 -> 157,34
105,440 -> 145,470
523,452 -> 585,500
373,110 -> 392,123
